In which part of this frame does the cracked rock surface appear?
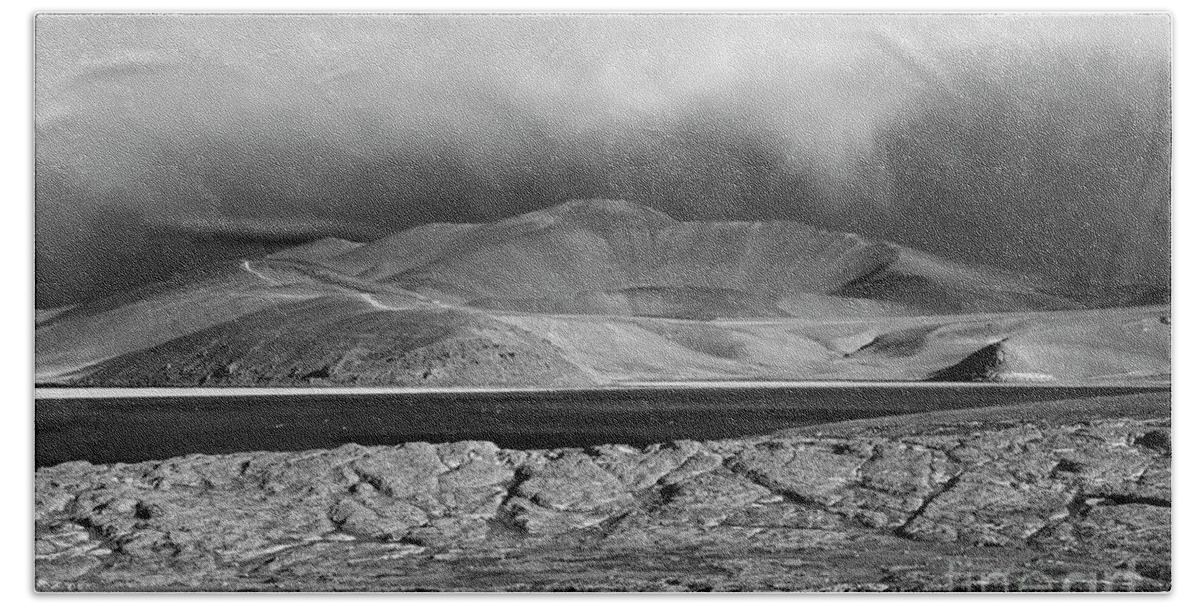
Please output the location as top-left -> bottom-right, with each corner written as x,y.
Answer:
36,413 -> 1170,591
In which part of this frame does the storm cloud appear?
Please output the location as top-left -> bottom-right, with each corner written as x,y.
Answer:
35,13 -> 1170,307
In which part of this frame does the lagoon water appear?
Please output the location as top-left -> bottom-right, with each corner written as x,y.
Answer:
36,384 -> 1165,467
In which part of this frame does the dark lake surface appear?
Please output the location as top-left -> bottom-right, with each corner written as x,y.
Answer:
35,385 -> 1166,467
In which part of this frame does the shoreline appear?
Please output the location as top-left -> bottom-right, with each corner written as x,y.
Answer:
35,381 -> 1171,400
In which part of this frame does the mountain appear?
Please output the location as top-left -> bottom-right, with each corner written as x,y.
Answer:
35,200 -> 1169,387
311,199 -> 1081,313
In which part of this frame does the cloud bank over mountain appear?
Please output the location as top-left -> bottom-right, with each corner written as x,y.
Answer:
35,14 -> 1170,307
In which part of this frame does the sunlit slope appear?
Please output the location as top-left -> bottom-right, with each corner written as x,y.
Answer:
496,305 -> 1169,384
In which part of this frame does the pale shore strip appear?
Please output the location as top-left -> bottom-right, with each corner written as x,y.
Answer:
35,380 -> 1169,400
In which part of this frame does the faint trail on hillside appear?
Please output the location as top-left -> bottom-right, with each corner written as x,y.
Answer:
358,293 -> 403,311
241,260 -> 279,285
358,290 -> 457,312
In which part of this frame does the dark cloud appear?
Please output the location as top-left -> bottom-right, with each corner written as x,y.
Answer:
35,14 -> 1170,307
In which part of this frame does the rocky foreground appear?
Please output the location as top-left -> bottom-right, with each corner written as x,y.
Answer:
36,396 -> 1170,592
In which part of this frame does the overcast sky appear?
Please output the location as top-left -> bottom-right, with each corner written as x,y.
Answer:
35,13 -> 1171,306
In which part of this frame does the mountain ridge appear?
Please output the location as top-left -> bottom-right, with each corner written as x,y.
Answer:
35,200 -> 1168,387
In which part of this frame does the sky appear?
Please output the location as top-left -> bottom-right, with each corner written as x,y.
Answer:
34,13 -> 1171,307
